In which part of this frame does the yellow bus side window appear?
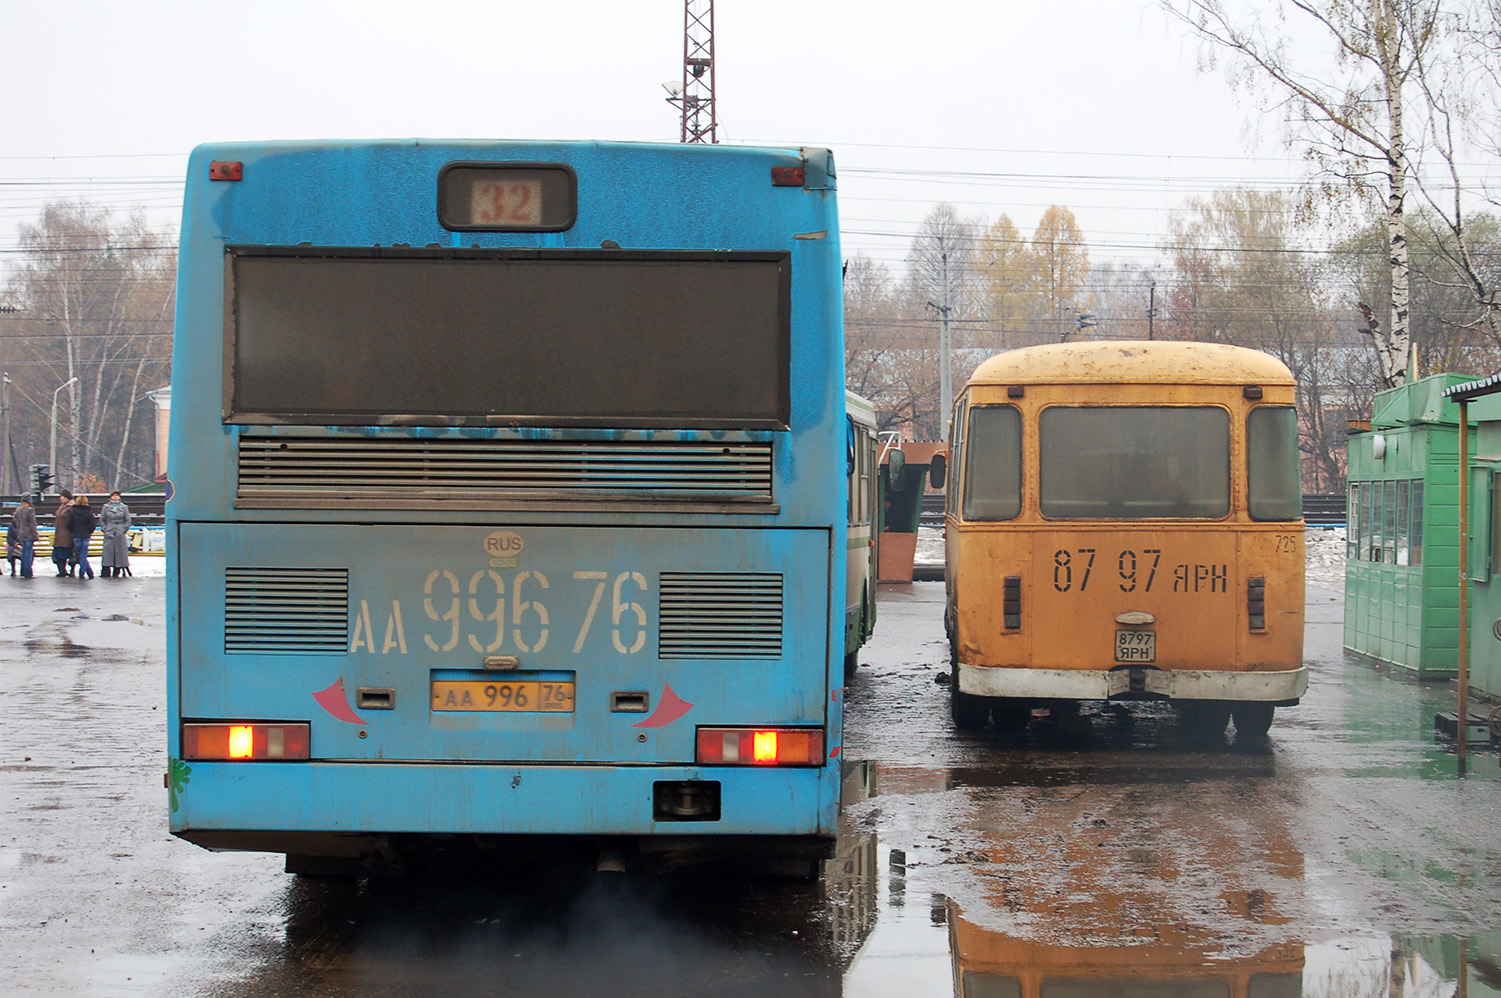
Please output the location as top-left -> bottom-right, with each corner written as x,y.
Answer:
963,406 -> 1022,521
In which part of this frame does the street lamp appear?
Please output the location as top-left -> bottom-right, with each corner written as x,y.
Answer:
50,376 -> 79,489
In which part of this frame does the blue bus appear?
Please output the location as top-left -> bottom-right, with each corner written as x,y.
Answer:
165,140 -> 847,875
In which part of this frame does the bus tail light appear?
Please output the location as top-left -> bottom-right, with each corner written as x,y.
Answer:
1248,576 -> 1266,631
1003,575 -> 1022,629
182,723 -> 310,761
696,727 -> 824,766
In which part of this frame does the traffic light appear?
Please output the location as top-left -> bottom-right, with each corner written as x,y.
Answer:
31,464 -> 54,495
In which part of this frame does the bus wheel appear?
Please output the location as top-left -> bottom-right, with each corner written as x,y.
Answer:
844,648 -> 860,681
1177,700 -> 1231,737
951,687 -> 989,730
991,698 -> 1030,732
1232,702 -> 1275,737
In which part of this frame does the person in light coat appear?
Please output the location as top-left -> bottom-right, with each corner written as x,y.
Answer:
100,491 -> 132,578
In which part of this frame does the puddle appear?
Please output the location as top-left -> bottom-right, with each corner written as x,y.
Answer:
944,906 -> 1499,998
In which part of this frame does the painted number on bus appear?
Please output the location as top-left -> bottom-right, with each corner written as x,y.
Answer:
350,568 -> 649,656
1052,548 -> 1226,595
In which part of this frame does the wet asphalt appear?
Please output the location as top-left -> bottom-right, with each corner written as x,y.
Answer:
2,567 -> 1499,997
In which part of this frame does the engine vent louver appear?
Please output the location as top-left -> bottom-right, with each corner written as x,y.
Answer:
237,437 -> 773,507
658,572 -> 783,660
224,568 -> 349,654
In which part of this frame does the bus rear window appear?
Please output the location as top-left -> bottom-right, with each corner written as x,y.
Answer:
226,247 -> 790,428
1040,406 -> 1229,519
1247,406 -> 1301,521
963,405 -> 1022,521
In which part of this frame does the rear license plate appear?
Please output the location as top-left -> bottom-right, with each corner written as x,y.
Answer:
1115,629 -> 1155,663
431,680 -> 576,713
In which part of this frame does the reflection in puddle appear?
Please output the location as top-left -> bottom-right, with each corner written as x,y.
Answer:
207,758 -> 1498,998
949,911 -> 1501,998
842,760 -> 1497,998
951,905 -> 1302,997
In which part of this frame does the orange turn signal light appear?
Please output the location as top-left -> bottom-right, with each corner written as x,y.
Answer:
182,722 -> 310,761
696,727 -> 824,767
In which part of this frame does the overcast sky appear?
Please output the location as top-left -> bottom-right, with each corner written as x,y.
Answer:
0,1 -> 1367,278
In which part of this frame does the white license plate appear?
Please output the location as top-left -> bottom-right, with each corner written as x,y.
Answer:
1115,629 -> 1155,663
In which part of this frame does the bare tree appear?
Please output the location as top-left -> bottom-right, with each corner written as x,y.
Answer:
906,204 -> 982,320
1404,1 -> 1501,345
1084,261 -> 1157,340
1,201 -> 175,490
1163,0 -> 1445,387
1163,187 -> 1366,489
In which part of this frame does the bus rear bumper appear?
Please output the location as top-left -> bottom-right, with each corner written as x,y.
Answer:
169,761 -> 838,855
957,663 -> 1308,703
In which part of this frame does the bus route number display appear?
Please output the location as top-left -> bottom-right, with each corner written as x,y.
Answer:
470,178 -> 543,227
438,163 -> 577,231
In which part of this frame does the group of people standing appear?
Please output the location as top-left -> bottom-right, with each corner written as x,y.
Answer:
6,491 -> 132,580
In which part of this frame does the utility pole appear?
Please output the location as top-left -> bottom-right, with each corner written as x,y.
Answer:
1148,281 -> 1156,340
667,1 -> 717,144
1,371 -> 10,494
926,251 -> 954,441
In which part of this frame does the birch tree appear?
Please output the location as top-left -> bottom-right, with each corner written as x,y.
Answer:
1,201 -> 175,489
1163,0 -> 1444,387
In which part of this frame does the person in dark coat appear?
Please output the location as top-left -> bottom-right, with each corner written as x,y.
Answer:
67,495 -> 96,580
100,491 -> 132,578
11,494 -> 39,578
52,491 -> 74,577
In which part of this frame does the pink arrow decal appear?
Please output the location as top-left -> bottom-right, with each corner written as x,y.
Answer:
632,683 -> 693,729
312,677 -> 367,726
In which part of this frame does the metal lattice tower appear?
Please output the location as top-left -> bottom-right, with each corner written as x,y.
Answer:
671,0 -> 717,144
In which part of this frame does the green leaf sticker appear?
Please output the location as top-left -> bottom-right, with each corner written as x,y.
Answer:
168,757 -> 192,813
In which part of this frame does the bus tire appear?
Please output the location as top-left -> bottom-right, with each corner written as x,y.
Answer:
951,686 -> 989,731
1232,702 -> 1275,737
1177,700 -> 1231,737
990,698 -> 1030,732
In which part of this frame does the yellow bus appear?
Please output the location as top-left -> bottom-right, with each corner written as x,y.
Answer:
941,341 -> 1306,736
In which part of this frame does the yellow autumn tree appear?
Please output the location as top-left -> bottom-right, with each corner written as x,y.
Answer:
1031,205 -> 1091,338
975,213 -> 1038,348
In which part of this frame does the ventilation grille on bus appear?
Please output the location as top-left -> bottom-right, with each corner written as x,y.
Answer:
658,572 -> 783,660
236,437 -> 773,506
224,568 -> 349,654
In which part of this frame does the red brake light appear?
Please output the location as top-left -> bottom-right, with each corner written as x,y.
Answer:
209,161 -> 243,181
182,722 -> 310,761
696,727 -> 824,766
